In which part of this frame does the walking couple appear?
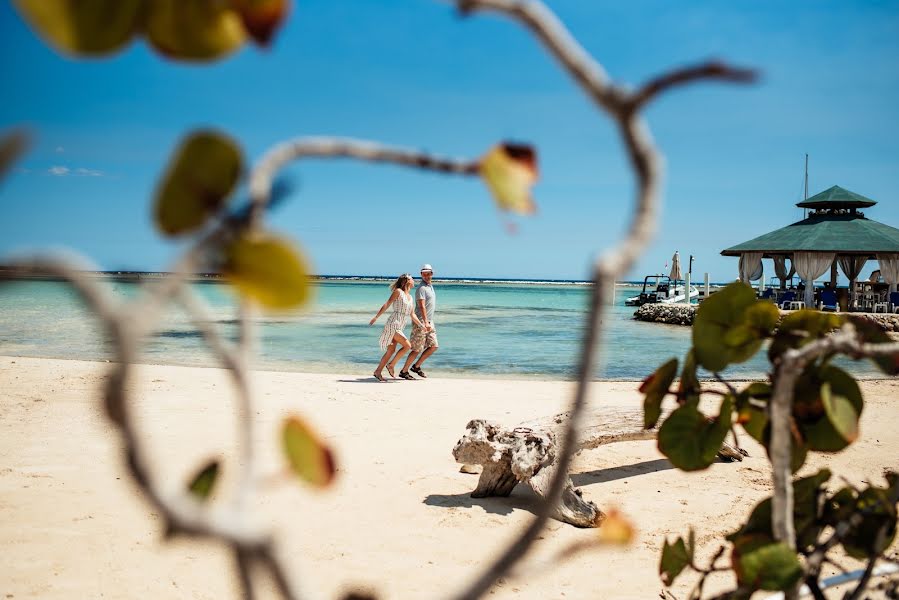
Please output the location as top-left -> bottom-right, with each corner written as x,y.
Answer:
369,264 -> 439,382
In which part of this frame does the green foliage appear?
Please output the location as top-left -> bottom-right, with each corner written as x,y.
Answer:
13,0 -> 142,56
657,396 -> 732,471
13,0 -> 291,62
154,131 -> 243,236
846,315 -> 899,375
767,310 -> 842,363
825,481 -> 898,559
187,460 -> 220,500
692,282 -> 778,372
794,365 -> 862,452
640,357 -> 678,429
282,416 -> 336,488
728,470 -> 831,551
731,535 -> 802,592
644,280 -> 899,596
223,233 -> 312,310
659,530 -> 693,586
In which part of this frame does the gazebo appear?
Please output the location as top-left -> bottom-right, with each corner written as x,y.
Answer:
721,185 -> 899,310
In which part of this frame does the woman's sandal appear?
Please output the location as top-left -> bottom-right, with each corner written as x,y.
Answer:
386,364 -> 396,378
373,370 -> 386,382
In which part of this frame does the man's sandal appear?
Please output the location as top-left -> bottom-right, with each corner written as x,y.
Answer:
411,366 -> 426,378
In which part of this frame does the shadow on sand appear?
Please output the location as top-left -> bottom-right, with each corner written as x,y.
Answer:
424,458 -> 674,518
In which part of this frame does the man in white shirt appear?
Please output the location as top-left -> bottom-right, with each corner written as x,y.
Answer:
400,264 -> 438,379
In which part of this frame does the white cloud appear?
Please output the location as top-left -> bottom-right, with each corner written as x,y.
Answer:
46,165 -> 106,177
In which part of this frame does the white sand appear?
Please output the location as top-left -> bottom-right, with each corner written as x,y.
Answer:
1,356 -> 897,599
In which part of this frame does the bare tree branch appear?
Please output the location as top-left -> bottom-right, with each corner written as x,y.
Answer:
628,61 -> 757,113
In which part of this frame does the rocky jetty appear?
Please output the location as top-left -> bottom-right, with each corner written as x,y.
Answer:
633,302 -> 899,333
633,303 -> 697,325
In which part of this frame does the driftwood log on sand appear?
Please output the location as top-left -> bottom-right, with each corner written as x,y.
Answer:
452,407 -> 745,528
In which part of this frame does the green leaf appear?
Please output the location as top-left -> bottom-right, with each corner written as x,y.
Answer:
187,459 -> 219,500
282,415 -> 336,487
658,396 -> 732,471
223,232 -> 312,310
659,534 -> 691,586
728,469 -> 830,551
693,282 -> 774,372
677,349 -> 701,404
731,534 -> 802,591
795,365 -> 863,452
145,0 -> 247,62
479,143 -> 538,215
841,486 -> 897,559
845,316 -> 899,375
768,310 -> 842,363
640,357 -> 678,429
13,0 -> 142,56
154,130 -> 242,236
0,129 -> 31,181
734,382 -> 771,443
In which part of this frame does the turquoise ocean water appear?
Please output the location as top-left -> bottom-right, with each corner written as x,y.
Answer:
0,278 -> 882,380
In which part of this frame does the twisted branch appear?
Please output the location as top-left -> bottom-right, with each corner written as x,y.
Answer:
446,2 -> 753,598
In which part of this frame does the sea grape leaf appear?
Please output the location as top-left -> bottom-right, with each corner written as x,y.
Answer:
0,130 -> 30,181
13,0 -> 142,56
145,0 -> 247,62
731,534 -> 802,591
761,419 -> 808,474
282,416 -> 336,488
154,130 -> 242,236
479,143 -> 538,215
640,357 -> 678,429
187,459 -> 220,500
841,486 -> 897,559
659,533 -> 692,586
728,469 -> 830,551
734,382 -> 771,443
693,282 -> 774,372
658,396 -> 732,471
845,315 -> 899,375
223,232 -> 312,310
768,310 -> 842,363
597,508 -> 635,545
794,365 -> 862,452
232,0 -> 290,45
677,349 -> 701,404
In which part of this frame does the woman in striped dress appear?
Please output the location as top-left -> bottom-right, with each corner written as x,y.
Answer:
369,274 -> 425,381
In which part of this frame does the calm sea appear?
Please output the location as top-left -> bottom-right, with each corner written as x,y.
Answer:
0,277 -> 882,380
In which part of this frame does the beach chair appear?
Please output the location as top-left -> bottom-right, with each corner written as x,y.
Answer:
891,291 -> 899,314
819,289 -> 838,312
779,291 -> 797,310
760,288 -> 776,303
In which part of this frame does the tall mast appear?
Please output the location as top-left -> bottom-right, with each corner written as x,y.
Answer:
803,153 -> 809,218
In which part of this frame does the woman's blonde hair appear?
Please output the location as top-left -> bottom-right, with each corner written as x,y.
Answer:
390,273 -> 413,292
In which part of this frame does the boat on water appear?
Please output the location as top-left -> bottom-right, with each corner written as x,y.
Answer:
625,274 -> 699,306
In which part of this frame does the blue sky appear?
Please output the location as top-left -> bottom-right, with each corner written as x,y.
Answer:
1,0 -> 897,281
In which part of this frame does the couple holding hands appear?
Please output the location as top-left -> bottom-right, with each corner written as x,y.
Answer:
369,264 -> 438,382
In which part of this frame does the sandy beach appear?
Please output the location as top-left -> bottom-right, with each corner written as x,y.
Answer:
1,355 -> 897,599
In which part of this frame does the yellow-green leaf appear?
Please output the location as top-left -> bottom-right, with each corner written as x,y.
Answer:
154,130 -> 242,236
479,143 -> 538,215
282,416 -> 336,487
187,459 -> 219,500
731,535 -> 802,591
145,0 -> 247,62
232,0 -> 290,46
13,0 -> 142,56
222,232 -> 312,310
597,508 -> 635,545
640,357 -> 678,429
693,282 -> 769,372
659,534 -> 691,586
